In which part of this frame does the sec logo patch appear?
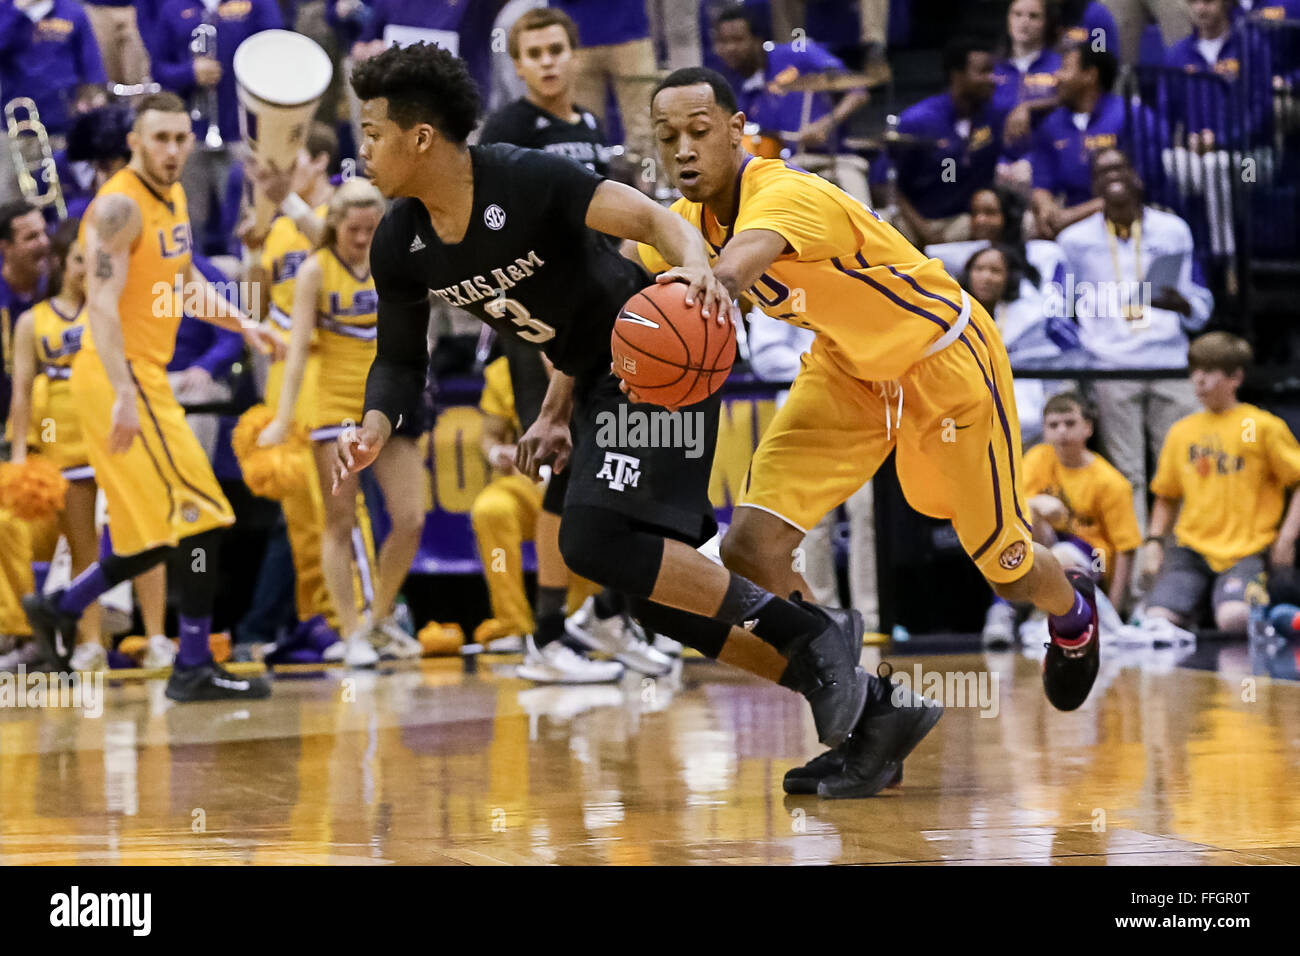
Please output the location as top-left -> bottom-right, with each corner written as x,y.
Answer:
998,541 -> 1027,570
483,204 -> 506,230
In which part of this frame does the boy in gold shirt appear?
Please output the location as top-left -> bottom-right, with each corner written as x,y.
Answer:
1144,333 -> 1300,634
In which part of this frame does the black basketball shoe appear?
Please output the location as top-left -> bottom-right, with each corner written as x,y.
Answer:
783,750 -> 905,794
22,591 -> 78,671
779,599 -> 870,748
165,661 -> 272,702
1042,569 -> 1100,711
816,666 -> 944,799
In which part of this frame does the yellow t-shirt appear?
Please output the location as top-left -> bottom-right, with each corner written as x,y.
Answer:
1023,443 -> 1141,576
78,167 -> 190,368
1150,403 -> 1300,571
479,356 -> 520,435
638,155 -> 965,382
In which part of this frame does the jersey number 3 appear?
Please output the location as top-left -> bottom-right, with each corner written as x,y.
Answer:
484,296 -> 556,344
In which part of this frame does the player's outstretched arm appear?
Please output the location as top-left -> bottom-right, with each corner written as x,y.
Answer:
710,228 -> 789,303
184,261 -> 284,359
84,192 -> 142,453
584,179 -> 730,323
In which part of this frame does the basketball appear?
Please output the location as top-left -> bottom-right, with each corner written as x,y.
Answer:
610,281 -> 737,408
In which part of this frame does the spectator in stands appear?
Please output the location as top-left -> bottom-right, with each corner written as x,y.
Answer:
550,0 -> 659,168
1101,0 -> 1193,65
149,0 -> 282,254
1234,0 -> 1300,87
488,0 -> 547,113
928,186 -> 1070,296
1143,332 -> 1300,633
347,0 -> 496,94
962,243 -> 1076,444
0,0 -> 108,203
1061,0 -> 1124,57
1056,147 -> 1212,529
996,0 -> 1064,158
83,1 -> 152,87
1030,44 -> 1160,237
888,38 -> 1007,245
712,5 -> 872,202
63,104 -> 133,223
982,390 -> 1141,644
0,200 -> 50,423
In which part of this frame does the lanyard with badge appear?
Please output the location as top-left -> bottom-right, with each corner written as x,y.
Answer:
1105,216 -> 1143,326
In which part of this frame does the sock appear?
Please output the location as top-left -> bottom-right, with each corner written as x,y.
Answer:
1049,589 -> 1091,640
715,572 -> 822,655
177,615 -> 213,669
534,585 -> 570,649
629,598 -> 728,658
59,564 -> 111,616
592,589 -> 624,621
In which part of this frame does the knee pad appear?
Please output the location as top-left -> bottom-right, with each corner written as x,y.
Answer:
559,507 -> 663,598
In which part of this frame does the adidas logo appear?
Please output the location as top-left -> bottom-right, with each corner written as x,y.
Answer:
409,235 -> 426,253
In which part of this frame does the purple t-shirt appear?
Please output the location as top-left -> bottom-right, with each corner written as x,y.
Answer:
718,40 -> 845,150
552,0 -> 649,48
1030,91 -> 1162,205
0,0 -> 107,135
1163,26 -> 1272,147
890,92 -> 1008,219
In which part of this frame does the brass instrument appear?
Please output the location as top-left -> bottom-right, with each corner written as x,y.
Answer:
4,96 -> 66,220
190,18 -> 224,150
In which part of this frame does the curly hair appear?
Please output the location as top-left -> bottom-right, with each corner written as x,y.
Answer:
351,42 -> 480,143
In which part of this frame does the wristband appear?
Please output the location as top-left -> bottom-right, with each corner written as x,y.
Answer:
280,192 -> 311,221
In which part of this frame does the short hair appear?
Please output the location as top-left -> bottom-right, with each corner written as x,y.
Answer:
714,4 -> 764,37
68,105 -> 133,163
0,199 -> 39,242
943,37 -> 996,78
507,7 -> 580,59
651,67 -> 739,114
351,41 -> 480,143
306,121 -> 341,175
133,91 -> 188,126
1188,331 -> 1253,375
1067,43 -> 1118,92
1043,389 -> 1096,425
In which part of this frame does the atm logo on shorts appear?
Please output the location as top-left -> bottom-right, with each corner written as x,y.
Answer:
596,452 -> 641,491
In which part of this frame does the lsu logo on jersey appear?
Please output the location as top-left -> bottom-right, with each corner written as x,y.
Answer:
274,250 -> 309,283
328,289 -> 379,318
41,325 -> 85,361
158,223 -> 192,259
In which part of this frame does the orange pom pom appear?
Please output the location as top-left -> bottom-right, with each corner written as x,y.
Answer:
418,622 -> 464,657
231,404 -> 311,500
0,457 -> 69,521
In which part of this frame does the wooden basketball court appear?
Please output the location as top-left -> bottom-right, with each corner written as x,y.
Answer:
1,645 -> 1298,865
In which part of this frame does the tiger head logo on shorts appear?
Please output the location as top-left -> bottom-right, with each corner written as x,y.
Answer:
998,541 -> 1027,571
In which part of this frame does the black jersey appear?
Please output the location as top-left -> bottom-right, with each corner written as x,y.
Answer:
478,98 -> 614,178
364,144 -> 650,432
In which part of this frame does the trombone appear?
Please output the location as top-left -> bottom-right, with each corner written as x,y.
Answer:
190,19 -> 224,150
4,96 -> 66,220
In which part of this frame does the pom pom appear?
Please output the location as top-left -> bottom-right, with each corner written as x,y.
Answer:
231,404 -> 311,500
419,622 -> 464,657
0,457 -> 69,521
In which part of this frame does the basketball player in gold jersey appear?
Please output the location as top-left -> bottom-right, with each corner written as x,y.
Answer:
22,92 -> 281,701
8,222 -> 166,671
639,68 -> 1104,797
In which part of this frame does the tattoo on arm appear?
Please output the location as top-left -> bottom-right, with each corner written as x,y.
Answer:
95,251 -> 114,279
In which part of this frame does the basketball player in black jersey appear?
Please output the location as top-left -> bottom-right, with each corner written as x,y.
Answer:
476,6 -> 674,678
339,43 -> 924,779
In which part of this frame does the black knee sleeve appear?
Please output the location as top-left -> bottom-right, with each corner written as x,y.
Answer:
558,506 -> 664,598
169,529 -> 224,619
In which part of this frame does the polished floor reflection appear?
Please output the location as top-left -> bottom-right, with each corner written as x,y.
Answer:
1,642 -> 1298,865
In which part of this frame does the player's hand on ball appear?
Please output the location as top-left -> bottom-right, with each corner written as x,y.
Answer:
108,391 -> 141,454
515,415 -> 571,480
655,267 -> 731,326
333,423 -> 384,492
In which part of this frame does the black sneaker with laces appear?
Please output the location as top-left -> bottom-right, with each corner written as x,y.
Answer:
816,663 -> 944,799
1043,569 -> 1100,711
165,660 -> 272,702
783,750 -> 905,794
21,591 -> 78,671
779,599 -> 871,748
